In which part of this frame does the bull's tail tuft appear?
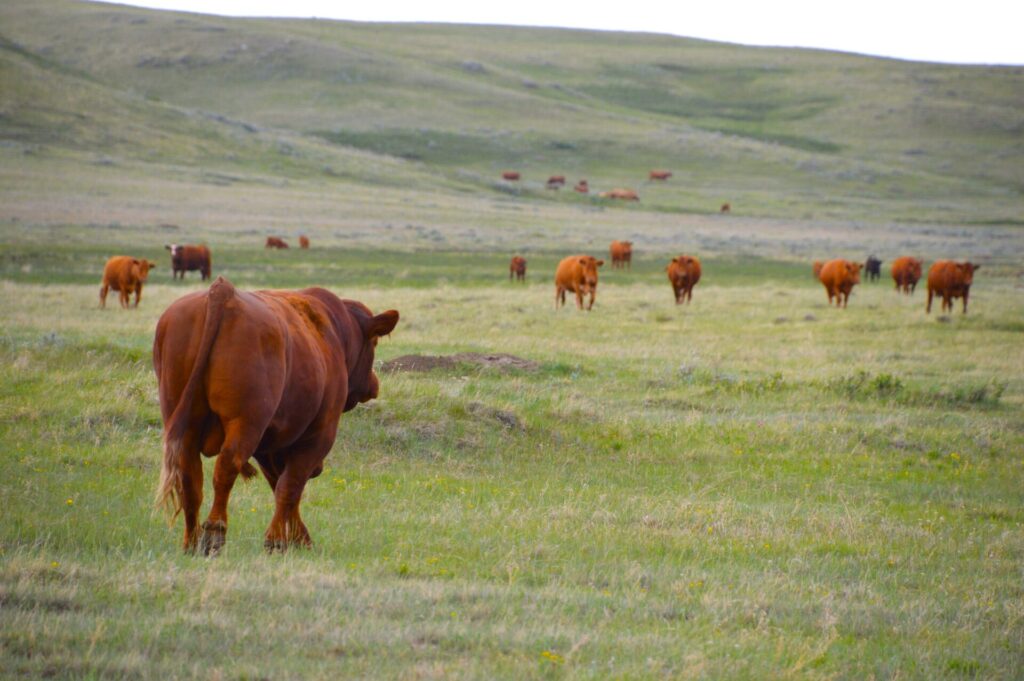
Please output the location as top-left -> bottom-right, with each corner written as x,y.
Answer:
155,436 -> 184,519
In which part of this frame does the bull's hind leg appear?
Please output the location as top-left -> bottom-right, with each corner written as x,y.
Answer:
264,445 -> 328,552
180,434 -> 204,553
200,419 -> 263,556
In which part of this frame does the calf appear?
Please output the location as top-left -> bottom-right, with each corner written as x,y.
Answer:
509,256 -> 527,282
891,256 -> 923,295
666,255 -> 702,304
165,244 -> 211,281
609,240 -> 633,270
864,255 -> 882,282
555,255 -> 604,310
100,256 -> 156,309
266,237 -> 289,249
819,259 -> 863,307
927,260 -> 979,314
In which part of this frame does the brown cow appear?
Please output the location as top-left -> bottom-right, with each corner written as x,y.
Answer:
555,255 -> 604,310
573,180 -> 589,194
100,256 -> 156,309
666,255 -> 702,305
546,175 -> 566,189
720,203 -> 731,213
891,256 -> 923,295
265,237 -> 289,249
598,188 -> 639,201
812,260 -> 825,281
509,255 -> 527,282
154,277 -> 399,554
609,240 -> 633,270
165,244 -> 211,280
299,235 -> 310,249
649,170 -> 672,181
502,171 -> 520,181
926,260 -> 979,314
819,259 -> 863,307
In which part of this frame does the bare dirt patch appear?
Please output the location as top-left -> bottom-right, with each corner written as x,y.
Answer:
381,352 -> 539,373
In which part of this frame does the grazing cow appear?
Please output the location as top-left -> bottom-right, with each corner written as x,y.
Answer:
598,188 -> 639,201
100,256 -> 156,309
666,255 -> 702,305
649,170 -> 672,181
502,171 -> 520,181
299,235 -> 310,249
609,240 -> 633,270
864,255 -> 882,282
720,203 -> 731,213
926,260 -> 979,314
546,175 -> 566,189
812,261 -> 825,281
555,255 -> 604,310
154,277 -> 399,554
509,255 -> 527,282
165,244 -> 211,281
891,256 -> 923,295
266,237 -> 289,249
819,259 -> 863,307
573,180 -> 589,194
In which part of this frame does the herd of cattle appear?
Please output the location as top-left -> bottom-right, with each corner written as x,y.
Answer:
91,237 -> 980,554
502,169 -> 731,213
100,241 -> 980,317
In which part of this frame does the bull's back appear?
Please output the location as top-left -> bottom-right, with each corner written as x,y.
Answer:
927,260 -> 961,292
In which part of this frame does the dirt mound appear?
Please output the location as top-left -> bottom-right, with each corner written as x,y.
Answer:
382,352 -> 539,373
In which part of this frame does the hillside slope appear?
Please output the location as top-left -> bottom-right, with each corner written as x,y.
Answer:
1,0 -> 1022,223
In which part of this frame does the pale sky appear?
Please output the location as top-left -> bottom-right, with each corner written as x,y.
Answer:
93,0 -> 1024,65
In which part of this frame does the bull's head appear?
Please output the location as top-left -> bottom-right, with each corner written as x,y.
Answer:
165,244 -> 182,259
579,256 -> 603,291
344,306 -> 400,412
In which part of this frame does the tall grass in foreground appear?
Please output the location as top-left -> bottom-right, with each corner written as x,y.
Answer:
1,272 -> 1023,678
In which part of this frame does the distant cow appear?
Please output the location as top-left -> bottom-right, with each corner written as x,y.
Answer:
299,235 -> 310,249
819,259 -> 863,307
891,256 -> 923,295
667,255 -> 702,305
926,260 -> 979,314
555,255 -> 604,310
546,175 -> 566,189
165,244 -> 211,280
864,255 -> 882,282
609,240 -> 633,270
598,188 -> 639,201
154,277 -> 399,554
649,170 -> 672,181
100,256 -> 156,309
266,237 -> 289,249
812,261 -> 825,281
502,171 -> 521,181
573,180 -> 589,194
509,255 -> 527,282
720,203 -> 731,213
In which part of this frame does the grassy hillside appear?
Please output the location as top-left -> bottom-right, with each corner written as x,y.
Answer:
1,0 -> 1023,223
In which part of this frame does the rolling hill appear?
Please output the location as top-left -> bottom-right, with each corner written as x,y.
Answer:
1,0 -> 1022,225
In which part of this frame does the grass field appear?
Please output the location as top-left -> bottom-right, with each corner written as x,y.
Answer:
2,248 -> 1024,678
3,1 -> 1024,678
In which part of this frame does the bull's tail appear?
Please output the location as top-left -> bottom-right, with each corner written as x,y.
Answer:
155,276 -> 236,516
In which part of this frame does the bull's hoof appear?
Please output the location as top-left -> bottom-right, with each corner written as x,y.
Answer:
200,520 -> 226,556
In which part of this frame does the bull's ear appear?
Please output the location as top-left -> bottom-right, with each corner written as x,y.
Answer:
131,258 -> 140,266
578,258 -> 587,265
971,263 -> 980,271
164,244 -> 172,251
596,259 -> 604,267
368,310 -> 399,338
149,261 -> 157,268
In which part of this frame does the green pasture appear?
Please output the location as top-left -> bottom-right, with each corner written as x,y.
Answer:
2,0 -> 1024,677
2,251 -> 1023,678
